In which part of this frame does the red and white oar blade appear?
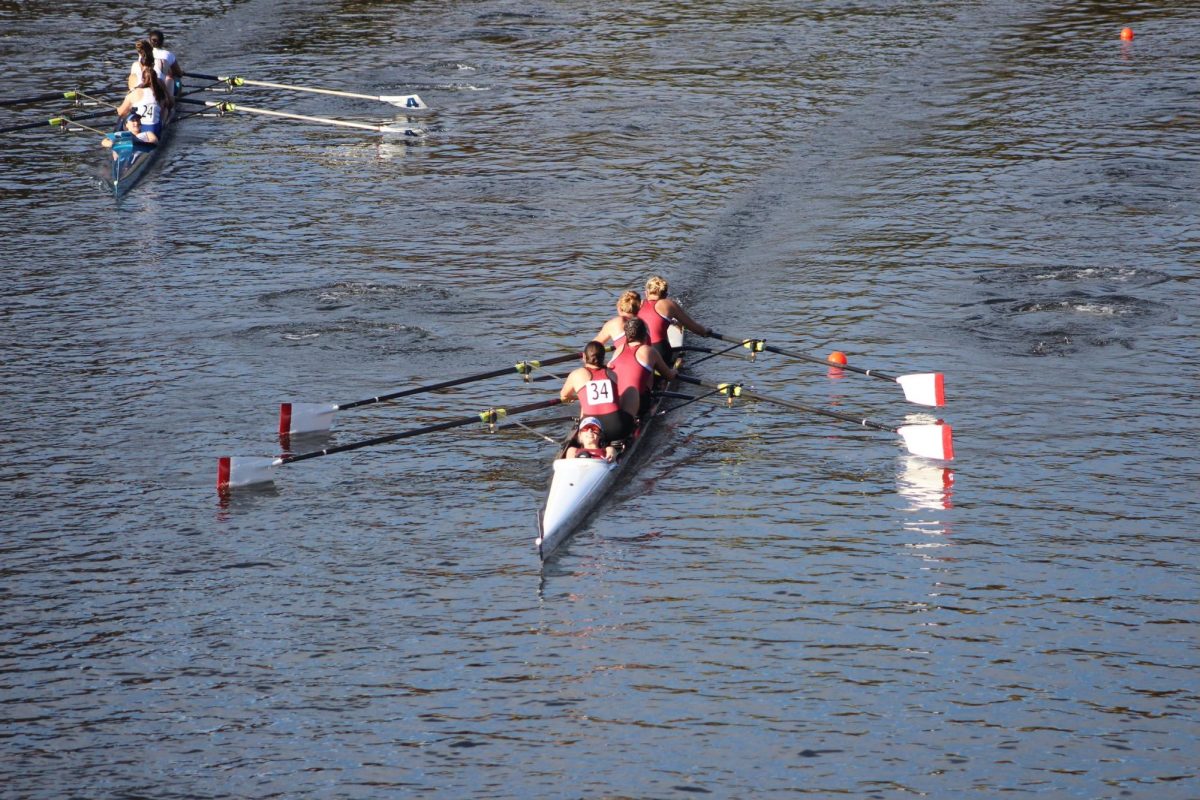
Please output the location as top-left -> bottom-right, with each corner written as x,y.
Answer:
217,456 -> 280,490
897,423 -> 954,461
379,93 -> 426,109
896,373 -> 945,407
280,402 -> 337,435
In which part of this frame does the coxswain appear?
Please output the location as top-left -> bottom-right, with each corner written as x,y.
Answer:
639,275 -> 710,362
609,317 -> 677,419
116,66 -> 168,137
565,417 -> 617,462
593,290 -> 641,348
100,113 -> 158,153
560,340 -> 635,442
148,30 -> 184,96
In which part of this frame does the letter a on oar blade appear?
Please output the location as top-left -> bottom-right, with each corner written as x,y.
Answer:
896,373 -> 945,407
379,94 -> 427,109
280,402 -> 337,435
217,456 -> 280,490
897,423 -> 954,461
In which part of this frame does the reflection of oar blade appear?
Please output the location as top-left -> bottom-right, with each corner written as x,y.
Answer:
280,352 -> 582,434
219,397 -> 563,491
184,71 -> 428,109
708,331 -> 946,407
677,374 -> 954,461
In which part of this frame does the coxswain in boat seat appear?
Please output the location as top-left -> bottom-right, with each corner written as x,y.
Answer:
565,417 -> 617,462
610,317 -> 677,419
101,113 -> 158,154
593,290 -> 641,349
639,275 -> 711,362
117,66 -> 168,136
560,340 -> 636,442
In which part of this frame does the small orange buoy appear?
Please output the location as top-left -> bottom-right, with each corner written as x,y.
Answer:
828,351 -> 848,365
1120,27 -> 1134,41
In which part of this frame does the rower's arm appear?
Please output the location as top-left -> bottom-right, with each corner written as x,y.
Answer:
664,299 -> 709,336
559,373 -> 579,403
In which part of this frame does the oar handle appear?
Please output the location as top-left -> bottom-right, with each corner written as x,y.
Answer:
708,331 -> 898,381
183,71 -> 221,82
336,352 -> 580,411
281,398 -> 563,464
676,374 -> 897,434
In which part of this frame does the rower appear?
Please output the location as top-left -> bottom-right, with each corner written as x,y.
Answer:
639,275 -> 710,362
148,30 -> 184,96
564,417 -> 617,462
559,340 -> 635,442
116,66 -> 168,136
100,113 -> 158,152
609,317 -> 676,419
593,290 -> 641,348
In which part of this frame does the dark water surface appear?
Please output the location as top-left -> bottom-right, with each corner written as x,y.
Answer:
3,0 -> 1197,797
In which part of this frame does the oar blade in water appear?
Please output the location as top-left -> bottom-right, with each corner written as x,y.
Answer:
897,423 -> 954,461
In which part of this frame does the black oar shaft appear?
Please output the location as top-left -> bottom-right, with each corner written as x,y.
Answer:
282,398 -> 563,465
0,84 -> 121,107
677,375 -> 896,433
337,353 -> 579,411
709,332 -> 897,381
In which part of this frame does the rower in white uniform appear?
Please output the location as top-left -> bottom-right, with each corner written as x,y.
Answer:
148,30 -> 183,95
116,66 -> 169,137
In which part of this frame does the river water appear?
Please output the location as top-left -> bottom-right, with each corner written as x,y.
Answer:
2,0 -> 1197,797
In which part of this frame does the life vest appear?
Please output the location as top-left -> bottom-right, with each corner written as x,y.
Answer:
574,447 -> 608,459
578,365 -> 619,417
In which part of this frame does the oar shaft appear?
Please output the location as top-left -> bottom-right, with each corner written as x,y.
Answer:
1,107 -> 114,135
282,398 -> 563,465
201,100 -> 402,132
709,332 -> 897,381
677,375 -> 896,433
0,84 -> 121,107
234,77 -> 378,102
338,352 -> 580,411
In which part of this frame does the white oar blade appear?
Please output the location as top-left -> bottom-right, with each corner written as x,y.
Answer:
217,456 -> 280,489
379,93 -> 427,109
280,402 -> 337,435
896,373 -> 945,407
897,423 -> 954,461
380,125 -> 425,136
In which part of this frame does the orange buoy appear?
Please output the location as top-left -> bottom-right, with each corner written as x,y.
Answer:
1120,27 -> 1134,41
828,351 -> 848,365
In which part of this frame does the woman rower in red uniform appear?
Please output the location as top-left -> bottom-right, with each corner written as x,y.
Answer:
559,340 -> 635,442
609,317 -> 677,419
593,290 -> 641,349
638,275 -> 710,362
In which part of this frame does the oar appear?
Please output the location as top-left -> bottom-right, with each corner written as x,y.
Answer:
0,107 -> 114,135
707,331 -> 945,407
280,352 -> 582,434
218,397 -> 563,491
0,84 -> 122,107
676,375 -> 954,461
184,71 -> 427,109
179,98 -> 422,135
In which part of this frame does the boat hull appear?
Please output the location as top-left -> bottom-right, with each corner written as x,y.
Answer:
536,326 -> 684,560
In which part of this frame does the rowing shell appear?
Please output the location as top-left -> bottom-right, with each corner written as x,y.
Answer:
106,102 -> 176,198
536,325 -> 684,560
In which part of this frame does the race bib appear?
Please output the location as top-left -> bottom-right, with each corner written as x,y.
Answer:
584,379 -> 613,404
